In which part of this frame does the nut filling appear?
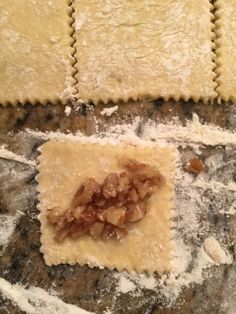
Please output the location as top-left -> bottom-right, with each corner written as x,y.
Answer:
46,159 -> 165,242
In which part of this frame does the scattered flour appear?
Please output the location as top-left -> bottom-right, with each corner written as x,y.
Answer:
116,276 -> 136,294
0,145 -> 36,254
114,271 -> 157,293
0,214 -> 20,248
160,247 -> 214,303
0,277 -> 94,314
137,275 -> 157,290
219,266 -> 236,314
113,235 -> 232,306
25,114 -> 236,149
0,145 -> 36,167
171,237 -> 192,274
141,113 -> 236,147
75,15 -> 85,33
159,242 -> 232,306
48,35 -> 59,44
219,207 -> 236,216
59,87 -> 75,104
58,55 -> 76,104
100,105 -> 118,117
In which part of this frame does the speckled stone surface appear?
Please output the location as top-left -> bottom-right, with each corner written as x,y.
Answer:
0,100 -> 236,314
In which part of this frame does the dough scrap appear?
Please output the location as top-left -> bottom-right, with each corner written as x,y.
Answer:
74,0 -> 216,104
37,140 -> 175,274
215,0 -> 236,102
0,0 -> 75,105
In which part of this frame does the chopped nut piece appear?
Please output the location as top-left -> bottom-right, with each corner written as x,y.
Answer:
80,206 -> 97,225
126,202 -> 147,222
55,217 -> 67,231
65,208 -> 74,222
69,220 -> 89,238
185,158 -> 204,174
71,206 -> 85,219
54,227 -> 70,242
117,172 -> 130,193
89,222 -> 104,240
47,207 -> 65,224
103,223 -> 116,240
105,207 -> 126,226
115,227 -> 128,240
95,198 -> 106,207
136,180 -> 152,199
103,173 -> 119,199
97,209 -> 108,222
128,187 -> 139,202
122,159 -> 146,172
72,178 -> 100,207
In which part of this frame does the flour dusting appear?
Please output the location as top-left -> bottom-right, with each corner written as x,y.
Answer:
0,145 -> 36,167
25,114 -> 236,148
115,275 -> 136,294
0,278 -> 94,314
0,215 -> 19,248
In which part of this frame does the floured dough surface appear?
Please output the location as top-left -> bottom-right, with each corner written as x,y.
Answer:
215,0 -> 236,102
74,0 -> 216,104
37,141 -> 175,274
0,0 -> 74,105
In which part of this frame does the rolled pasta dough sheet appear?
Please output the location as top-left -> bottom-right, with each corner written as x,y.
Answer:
74,0 -> 216,104
37,140 -> 175,274
0,0 -> 75,105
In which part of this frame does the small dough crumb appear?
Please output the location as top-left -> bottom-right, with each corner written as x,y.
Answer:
203,236 -> 232,264
100,105 -> 118,117
64,106 -> 72,117
75,16 -> 85,33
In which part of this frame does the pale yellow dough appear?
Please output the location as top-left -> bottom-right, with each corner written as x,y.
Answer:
74,0 -> 216,104
215,0 -> 236,102
0,0 -> 75,105
37,141 -> 175,274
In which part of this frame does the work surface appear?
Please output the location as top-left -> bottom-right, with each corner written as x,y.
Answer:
0,100 -> 236,314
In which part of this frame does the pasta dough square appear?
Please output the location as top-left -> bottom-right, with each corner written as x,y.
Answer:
0,0 -> 75,106
37,140 -> 175,274
74,0 -> 216,104
215,0 -> 236,102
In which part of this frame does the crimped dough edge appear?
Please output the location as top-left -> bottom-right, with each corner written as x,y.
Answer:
214,0 -> 236,103
0,0 -> 76,106
36,139 -> 176,274
75,0 -> 217,105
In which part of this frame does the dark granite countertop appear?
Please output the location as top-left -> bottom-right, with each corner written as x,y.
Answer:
0,100 -> 236,314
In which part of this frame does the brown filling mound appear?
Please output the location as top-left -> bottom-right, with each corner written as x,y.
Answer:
46,159 -> 164,242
